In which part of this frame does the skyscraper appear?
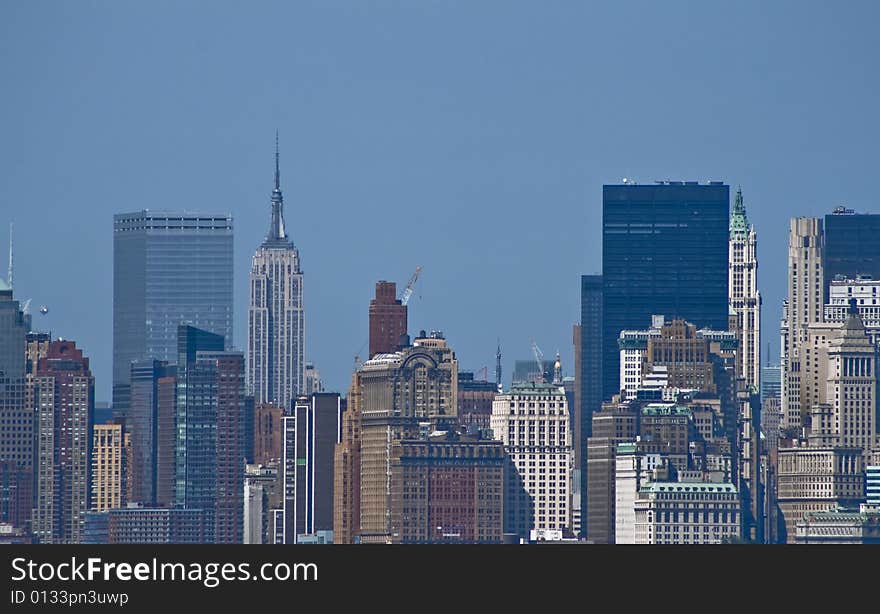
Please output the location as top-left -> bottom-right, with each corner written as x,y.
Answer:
32,340 -> 94,543
368,281 -> 407,358
824,207 -> 880,291
585,399 -> 638,543
247,137 -> 305,408
728,187 -> 761,390
175,325 -> 245,543
351,332 -> 458,543
577,274 -> 602,537
113,210 -> 233,416
491,382 -> 573,539
280,393 -> 343,543
780,218 -> 825,433
128,360 -> 176,506
0,280 -> 31,532
333,371 -> 362,545
602,182 -> 729,400
821,302 -> 876,451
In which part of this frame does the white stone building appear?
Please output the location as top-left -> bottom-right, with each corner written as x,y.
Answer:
633,481 -> 740,544
491,382 -> 572,537
247,140 -> 305,407
728,187 -> 762,391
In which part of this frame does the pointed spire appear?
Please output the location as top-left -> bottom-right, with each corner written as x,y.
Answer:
733,186 -> 745,214
729,185 -> 749,236
264,131 -> 289,245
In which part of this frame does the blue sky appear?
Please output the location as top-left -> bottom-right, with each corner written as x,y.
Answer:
2,1 -> 879,400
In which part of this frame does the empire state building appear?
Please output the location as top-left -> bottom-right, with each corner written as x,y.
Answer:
247,136 -> 304,407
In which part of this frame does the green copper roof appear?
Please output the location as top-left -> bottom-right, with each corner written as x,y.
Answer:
641,403 -> 691,417
0,278 -> 10,292
729,187 -> 750,236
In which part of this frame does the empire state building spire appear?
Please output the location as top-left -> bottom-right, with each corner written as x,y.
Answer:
266,131 -> 289,244
248,133 -> 305,407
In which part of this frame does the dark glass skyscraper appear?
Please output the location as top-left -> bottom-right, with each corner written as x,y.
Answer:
0,280 -> 31,532
824,208 -> 880,290
128,359 -> 176,506
113,211 -> 233,416
577,274 -> 602,537
282,393 -> 343,543
601,182 -> 729,399
174,325 -> 245,544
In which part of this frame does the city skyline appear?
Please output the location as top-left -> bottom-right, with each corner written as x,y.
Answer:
3,4 -> 880,549
3,2 -> 879,400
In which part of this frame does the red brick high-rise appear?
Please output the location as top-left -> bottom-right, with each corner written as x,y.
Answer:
368,281 -> 407,358
254,403 -> 285,466
33,340 -> 94,543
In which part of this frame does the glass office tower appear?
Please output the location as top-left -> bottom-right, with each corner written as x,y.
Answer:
601,182 -> 729,399
824,208 -> 880,292
577,274 -> 602,537
113,211 -> 233,416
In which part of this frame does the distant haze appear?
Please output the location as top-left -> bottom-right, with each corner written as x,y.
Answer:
2,1 -> 878,400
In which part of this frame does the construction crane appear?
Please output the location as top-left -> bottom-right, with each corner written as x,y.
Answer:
353,339 -> 367,370
530,340 -> 545,383
400,266 -> 422,306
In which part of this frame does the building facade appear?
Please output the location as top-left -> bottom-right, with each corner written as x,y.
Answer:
368,281 -> 407,358
633,481 -> 740,544
491,382 -> 572,539
32,340 -> 94,544
393,431 -> 505,543
602,182 -> 729,401
761,364 -> 781,402
128,360 -> 176,505
85,506 -> 204,544
175,326 -> 245,543
794,503 -> 880,544
577,274 -> 603,537
614,444 -> 668,544
356,333 -> 459,543
457,371 -> 497,433
254,403 -> 285,465
0,282 -> 31,532
112,210 -> 233,417
586,399 -> 639,543
244,463 -> 281,544
868,464 -> 880,505
776,444 -> 864,543
822,304 -> 876,450
280,393 -> 343,543
333,372 -> 362,544
91,423 -> 126,512
247,140 -> 305,408
824,208 -> 880,292
781,217 -> 825,433
728,187 -> 761,390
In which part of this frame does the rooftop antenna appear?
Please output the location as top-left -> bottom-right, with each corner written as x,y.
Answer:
7,222 -> 12,290
496,338 -> 502,393
274,130 -> 280,191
